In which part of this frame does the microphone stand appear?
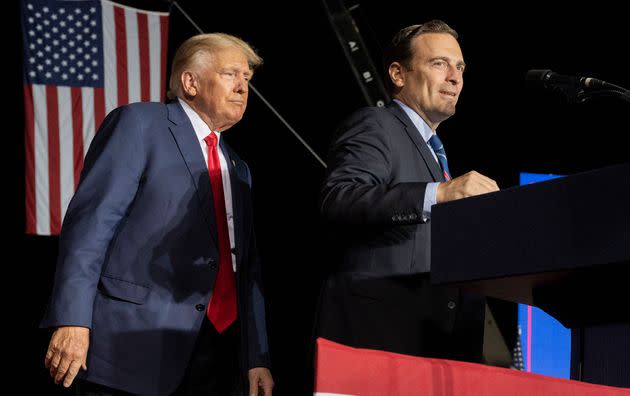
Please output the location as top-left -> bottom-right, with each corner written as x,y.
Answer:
562,82 -> 630,104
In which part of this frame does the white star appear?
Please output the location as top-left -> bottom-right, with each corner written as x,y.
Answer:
84,54 -> 91,60
44,32 -> 50,39
77,47 -> 83,54
35,12 -> 41,18
75,8 -> 81,14
29,30 -> 35,36
91,47 -> 97,53
84,27 -> 90,34
36,24 -> 42,31
51,14 -> 57,20
68,15 -> 74,21
52,39 -> 59,46
27,4 -> 33,11
29,57 -> 35,63
54,66 -> 60,72
90,33 -> 96,40
52,27 -> 58,33
69,54 -> 75,60
43,6 -> 49,13
76,21 -> 82,27
62,73 -> 68,80
90,7 -> 96,13
69,28 -> 75,34
70,67 -> 75,74
61,47 -> 67,53
69,41 -> 75,47
29,44 -> 35,50
45,59 -> 51,65
59,8 -> 65,14
43,19 -> 49,26
77,60 -> 83,67
36,64 -> 43,71
53,53 -> 59,59
90,20 -> 96,27
44,45 -> 51,52
91,60 -> 98,66
83,14 -> 89,21
77,74 -> 83,80
36,51 -> 43,57
45,72 -> 51,78
85,67 -> 91,73
60,21 -> 66,27
77,34 -> 83,41
61,60 -> 67,66
28,17 -> 34,24
92,73 -> 98,80
60,33 -> 66,40
84,41 -> 90,47
29,70 -> 36,77
36,38 -> 43,45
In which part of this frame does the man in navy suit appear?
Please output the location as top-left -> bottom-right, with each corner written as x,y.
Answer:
41,33 -> 273,396
317,20 -> 499,361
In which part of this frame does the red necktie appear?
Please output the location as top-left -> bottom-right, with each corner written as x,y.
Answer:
204,132 -> 237,333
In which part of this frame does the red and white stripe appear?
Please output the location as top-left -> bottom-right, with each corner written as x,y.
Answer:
24,0 -> 169,235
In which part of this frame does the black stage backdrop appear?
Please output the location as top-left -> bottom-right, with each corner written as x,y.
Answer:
9,1 -> 629,394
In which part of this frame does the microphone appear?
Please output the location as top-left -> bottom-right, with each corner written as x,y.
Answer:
526,69 -> 608,90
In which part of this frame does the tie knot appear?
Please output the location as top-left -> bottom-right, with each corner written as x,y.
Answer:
204,132 -> 218,148
428,134 -> 445,155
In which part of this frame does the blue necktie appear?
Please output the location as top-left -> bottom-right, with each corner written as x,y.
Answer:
428,134 -> 451,181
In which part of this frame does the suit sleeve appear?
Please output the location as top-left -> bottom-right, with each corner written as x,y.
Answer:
320,108 -> 428,225
41,106 -> 147,328
241,163 -> 271,369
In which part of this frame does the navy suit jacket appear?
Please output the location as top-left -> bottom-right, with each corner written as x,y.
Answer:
41,100 -> 269,396
317,102 -> 484,361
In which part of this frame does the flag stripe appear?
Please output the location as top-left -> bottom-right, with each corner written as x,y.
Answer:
81,87 -> 94,159
57,87 -> 74,223
160,15 -> 169,101
94,87 -> 106,134
33,85 -> 50,235
124,8 -> 140,103
45,85 -> 61,234
102,1 -> 117,114
114,6 -> 128,106
24,84 -> 37,234
148,13 -> 161,102
71,87 -> 84,189
137,13 -> 150,101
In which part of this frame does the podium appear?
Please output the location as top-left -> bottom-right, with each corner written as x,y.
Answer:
431,162 -> 630,387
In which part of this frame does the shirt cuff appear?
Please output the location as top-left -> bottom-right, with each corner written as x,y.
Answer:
422,182 -> 440,219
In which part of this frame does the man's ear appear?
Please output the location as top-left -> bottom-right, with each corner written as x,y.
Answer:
388,62 -> 405,88
181,71 -> 197,97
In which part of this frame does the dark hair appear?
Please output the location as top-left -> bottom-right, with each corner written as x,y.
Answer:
382,20 -> 458,93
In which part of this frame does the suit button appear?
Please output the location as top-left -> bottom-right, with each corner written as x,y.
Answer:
447,301 -> 456,309
410,213 -> 417,220
207,258 -> 217,270
195,304 -> 205,311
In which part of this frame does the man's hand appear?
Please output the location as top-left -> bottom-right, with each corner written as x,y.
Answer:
248,367 -> 273,396
44,326 -> 89,387
437,170 -> 499,203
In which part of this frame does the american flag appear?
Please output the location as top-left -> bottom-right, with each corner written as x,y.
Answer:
21,0 -> 169,235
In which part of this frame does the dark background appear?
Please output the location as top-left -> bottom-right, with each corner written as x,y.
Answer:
10,0 -> 629,394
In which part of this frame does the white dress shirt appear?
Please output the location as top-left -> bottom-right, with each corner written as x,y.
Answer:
179,98 -> 237,271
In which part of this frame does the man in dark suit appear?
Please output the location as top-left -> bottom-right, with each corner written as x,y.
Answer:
41,33 -> 273,396
317,20 -> 499,362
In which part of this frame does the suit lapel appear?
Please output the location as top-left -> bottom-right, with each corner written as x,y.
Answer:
219,139 -> 244,270
387,103 -> 445,182
166,101 -> 218,246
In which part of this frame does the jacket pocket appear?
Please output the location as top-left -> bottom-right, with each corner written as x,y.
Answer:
98,275 -> 150,305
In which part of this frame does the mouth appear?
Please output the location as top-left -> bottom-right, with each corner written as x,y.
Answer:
439,90 -> 457,98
